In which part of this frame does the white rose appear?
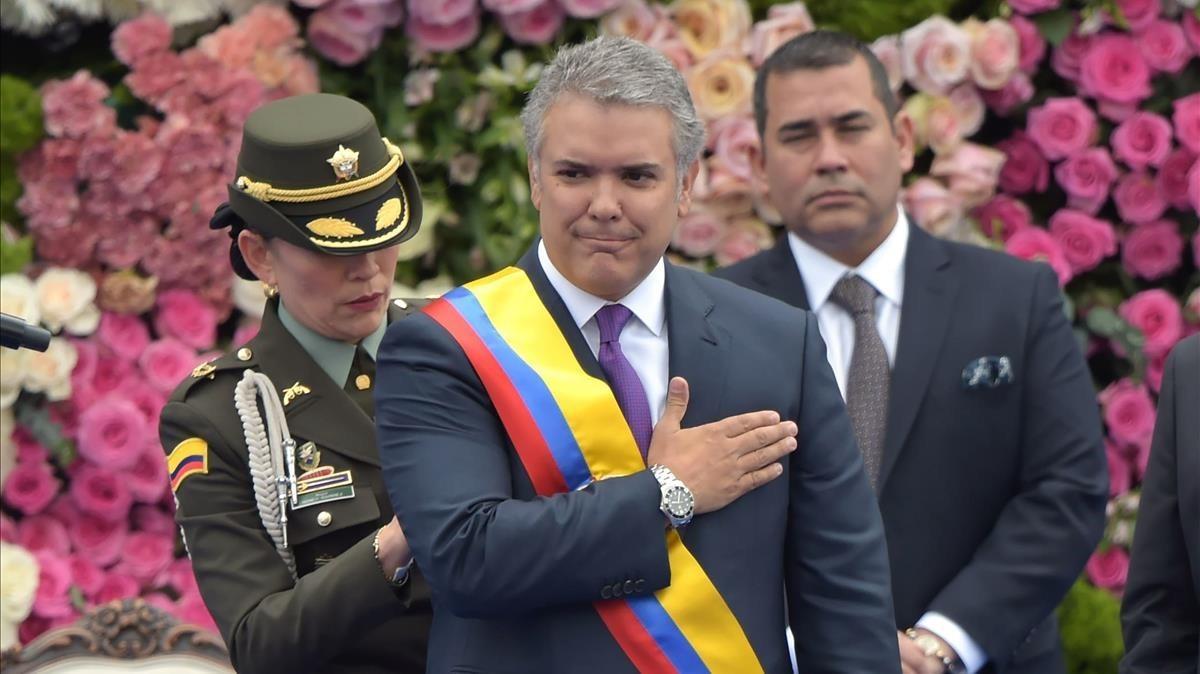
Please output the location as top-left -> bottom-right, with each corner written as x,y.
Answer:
0,541 -> 40,650
0,274 -> 39,325
231,276 -> 268,320
902,16 -> 972,95
0,348 -> 29,410
0,406 -> 14,493
34,268 -> 97,333
22,338 -> 78,402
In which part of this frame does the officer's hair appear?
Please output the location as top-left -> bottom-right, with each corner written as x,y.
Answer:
520,36 -> 705,184
755,30 -> 899,139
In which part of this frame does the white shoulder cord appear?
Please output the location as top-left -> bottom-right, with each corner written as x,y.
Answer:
234,370 -> 299,581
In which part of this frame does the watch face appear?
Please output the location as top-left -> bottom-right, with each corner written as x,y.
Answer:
665,486 -> 693,517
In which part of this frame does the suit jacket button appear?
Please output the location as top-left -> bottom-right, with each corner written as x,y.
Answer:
317,511 -> 332,527
634,580 -> 645,593
623,580 -> 634,594
600,585 -> 612,600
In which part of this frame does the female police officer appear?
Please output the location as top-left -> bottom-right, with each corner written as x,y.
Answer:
159,93 -> 431,673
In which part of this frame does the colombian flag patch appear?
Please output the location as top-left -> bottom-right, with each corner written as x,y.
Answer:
168,438 -> 209,493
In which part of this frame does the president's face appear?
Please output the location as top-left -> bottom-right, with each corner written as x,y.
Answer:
530,95 -> 698,301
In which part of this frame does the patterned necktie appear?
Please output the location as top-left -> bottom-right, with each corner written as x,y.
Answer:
829,274 -> 889,489
344,343 -> 376,419
595,304 -> 653,460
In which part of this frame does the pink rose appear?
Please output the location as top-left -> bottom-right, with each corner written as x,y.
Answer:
930,142 -> 1006,208
15,431 -> 49,465
93,572 -> 140,604
714,219 -> 772,267
482,0 -> 541,14
1111,0 -> 1160,32
307,9 -> 375,66
558,0 -> 623,19
1119,289 -> 1184,358
154,289 -> 217,351
901,16 -> 972,95
948,83 -> 986,137
1005,228 -> 1073,286
139,338 -> 201,394
748,2 -> 815,67
1113,172 -> 1168,225
1137,19 -> 1193,73
672,210 -> 728,258
1048,210 -> 1117,274
1086,546 -> 1129,592
1007,0 -> 1060,13
997,131 -> 1050,195
972,194 -> 1033,241
68,511 -> 128,567
1026,97 -> 1096,161
33,551 -> 75,618
41,71 -> 117,139
233,320 -> 260,347
408,0 -> 480,24
500,0 -> 564,45
1100,378 -> 1156,445
0,512 -> 15,542
903,177 -> 965,236
17,514 -> 71,556
1186,11 -> 1200,53
980,71 -> 1034,116
1054,148 -> 1118,214
70,462 -> 134,522
1010,15 -> 1046,74
1157,148 -> 1197,209
406,7 -> 480,52
69,555 -> 107,598
1052,29 -> 1091,82
128,446 -> 169,504
964,18 -> 1020,90
115,532 -> 174,585
1079,34 -> 1151,105
1146,348 -> 1168,394
168,559 -> 201,598
1190,160 -> 1200,218
132,504 -> 175,535
77,397 -> 148,470
870,36 -> 905,93
1112,112 -> 1174,170
96,312 -> 151,365
1106,441 -> 1133,496
709,115 -> 759,185
177,593 -> 219,633
1174,93 -> 1200,154
2,461 -> 61,515
111,13 -> 173,67
1122,219 -> 1183,280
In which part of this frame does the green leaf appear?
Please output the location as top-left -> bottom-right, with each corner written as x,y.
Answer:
0,75 -> 43,157
69,586 -> 87,612
0,233 -> 33,275
1084,307 -> 1122,337
1032,8 -> 1076,46
15,398 -> 77,470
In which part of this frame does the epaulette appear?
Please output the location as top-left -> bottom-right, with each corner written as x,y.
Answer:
168,345 -> 260,403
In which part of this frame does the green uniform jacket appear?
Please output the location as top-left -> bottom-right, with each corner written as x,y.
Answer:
160,297 -> 432,674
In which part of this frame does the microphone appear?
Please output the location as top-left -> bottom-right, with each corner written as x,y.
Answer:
1,312 -> 52,352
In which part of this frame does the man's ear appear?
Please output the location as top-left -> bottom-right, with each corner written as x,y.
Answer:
893,110 -> 916,174
677,160 -> 701,217
528,155 -> 542,211
237,230 -> 275,286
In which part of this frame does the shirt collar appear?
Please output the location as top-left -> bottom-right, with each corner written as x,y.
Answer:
277,299 -> 386,386
537,240 -> 666,336
786,205 -> 909,311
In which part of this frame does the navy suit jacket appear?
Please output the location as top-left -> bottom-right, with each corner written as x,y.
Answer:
715,225 -> 1108,674
376,249 -> 900,673
1121,334 -> 1200,674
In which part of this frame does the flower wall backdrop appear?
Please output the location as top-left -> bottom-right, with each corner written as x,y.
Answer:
0,0 -> 1195,670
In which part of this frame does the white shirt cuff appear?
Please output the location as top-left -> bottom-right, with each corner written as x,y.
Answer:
916,612 -> 988,674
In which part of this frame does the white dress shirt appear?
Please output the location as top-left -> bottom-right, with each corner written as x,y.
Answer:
538,242 -> 669,423
787,207 -> 988,674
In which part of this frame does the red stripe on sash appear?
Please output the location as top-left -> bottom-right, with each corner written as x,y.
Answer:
596,601 -> 677,673
426,299 -> 569,494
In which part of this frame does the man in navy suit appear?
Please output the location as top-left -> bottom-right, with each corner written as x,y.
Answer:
374,36 -> 899,673
1121,333 -> 1200,674
716,31 -> 1107,674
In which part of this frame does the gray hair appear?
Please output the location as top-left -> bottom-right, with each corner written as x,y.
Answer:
520,36 -> 706,181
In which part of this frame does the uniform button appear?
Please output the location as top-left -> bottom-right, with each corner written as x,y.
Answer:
600,585 -> 612,600
623,580 -> 634,594
316,511 -> 332,527
634,580 -> 645,593
355,374 -> 371,390
237,347 -> 253,361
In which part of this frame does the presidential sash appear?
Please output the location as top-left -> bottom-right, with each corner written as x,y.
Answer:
425,267 -> 763,674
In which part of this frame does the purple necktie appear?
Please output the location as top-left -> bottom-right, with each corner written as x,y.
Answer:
595,304 -> 653,460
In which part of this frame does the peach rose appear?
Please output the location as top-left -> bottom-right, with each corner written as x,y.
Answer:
930,142 -> 1006,208
21,339 -> 78,402
948,82 -> 986,137
871,36 -> 905,93
748,2 -> 815,67
600,0 -> 658,40
672,208 -> 728,257
903,177 -> 965,235
671,0 -> 751,60
34,268 -> 97,335
0,275 -> 39,327
687,51 -> 754,120
902,16 -> 972,95
963,18 -> 1020,90
714,216 -> 772,267
904,93 -> 963,154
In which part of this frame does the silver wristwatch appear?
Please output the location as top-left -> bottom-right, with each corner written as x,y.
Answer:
650,465 -> 694,528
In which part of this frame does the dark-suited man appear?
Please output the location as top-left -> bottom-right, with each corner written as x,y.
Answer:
716,31 -> 1108,674
375,36 -> 899,673
1121,333 -> 1200,674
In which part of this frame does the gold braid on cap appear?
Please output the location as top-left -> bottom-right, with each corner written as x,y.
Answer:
236,138 -> 405,204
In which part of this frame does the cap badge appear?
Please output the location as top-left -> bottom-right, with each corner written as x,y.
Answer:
327,145 -> 360,181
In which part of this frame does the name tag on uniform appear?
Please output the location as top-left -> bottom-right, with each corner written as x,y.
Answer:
293,469 -> 355,509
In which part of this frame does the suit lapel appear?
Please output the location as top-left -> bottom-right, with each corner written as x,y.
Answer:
878,225 -> 957,489
516,246 -> 607,381
753,235 -> 811,311
251,300 -> 382,467
665,264 -> 728,428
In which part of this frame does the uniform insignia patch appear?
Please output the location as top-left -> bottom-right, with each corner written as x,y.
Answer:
168,438 -> 209,492
293,469 -> 354,509
296,441 -> 321,472
191,362 -> 216,378
282,382 -> 312,407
